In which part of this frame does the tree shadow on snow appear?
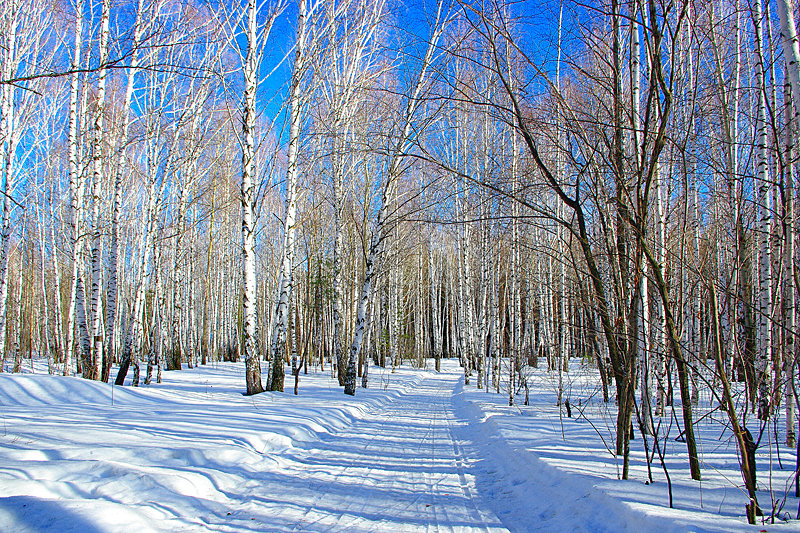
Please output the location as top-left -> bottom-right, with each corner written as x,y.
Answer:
0,495 -> 104,533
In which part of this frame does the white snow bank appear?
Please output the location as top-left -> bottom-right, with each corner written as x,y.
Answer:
451,358 -> 800,532
0,362 -> 426,532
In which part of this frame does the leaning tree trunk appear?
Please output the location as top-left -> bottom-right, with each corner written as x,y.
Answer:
114,138 -> 160,386
343,3 -> 444,395
270,0 -> 306,392
106,0 -> 145,382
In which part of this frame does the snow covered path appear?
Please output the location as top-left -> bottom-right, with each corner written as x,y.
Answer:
279,371 -> 506,532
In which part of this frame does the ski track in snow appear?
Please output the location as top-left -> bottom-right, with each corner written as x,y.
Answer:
0,360 -> 794,532
282,372 -> 504,532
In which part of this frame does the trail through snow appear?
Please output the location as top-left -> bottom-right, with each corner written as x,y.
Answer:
278,371 -> 505,532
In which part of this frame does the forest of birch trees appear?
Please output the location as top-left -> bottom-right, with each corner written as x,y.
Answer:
4,0 -> 800,514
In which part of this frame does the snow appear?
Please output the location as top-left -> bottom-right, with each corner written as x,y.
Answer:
455,361 -> 800,532
0,359 -> 797,531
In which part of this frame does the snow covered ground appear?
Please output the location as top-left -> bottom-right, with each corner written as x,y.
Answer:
457,360 -> 800,532
0,358 -> 797,532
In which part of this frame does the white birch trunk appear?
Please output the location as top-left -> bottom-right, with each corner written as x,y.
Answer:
458,186 -> 475,385
241,0 -> 264,395
87,0 -> 110,380
0,0 -> 20,367
509,129 -> 520,407
429,234 -> 442,371
114,137 -> 160,386
48,198 -> 64,365
389,240 -> 399,370
775,0 -> 800,448
456,235 -> 467,374
12,256 -> 22,372
784,80 -> 797,446
630,0 -> 652,432
654,162 -> 668,415
778,0 -> 800,117
35,199 -> 53,366
270,0 -> 307,392
343,3 -> 444,395
106,0 -> 145,381
477,190 -> 490,389
332,158 -> 345,382
63,0 -> 84,376
753,0 -> 773,420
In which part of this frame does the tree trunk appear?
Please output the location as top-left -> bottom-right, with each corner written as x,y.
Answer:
240,0 -> 265,396
270,0 -> 307,392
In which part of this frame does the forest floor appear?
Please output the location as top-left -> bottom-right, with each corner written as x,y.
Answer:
0,358 -> 797,532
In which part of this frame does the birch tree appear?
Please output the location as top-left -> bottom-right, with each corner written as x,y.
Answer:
269,0 -> 308,392
238,0 -> 284,395
343,1 -> 448,395
105,0 -> 147,382
85,0 -> 110,380
63,0 -> 85,377
752,0 -> 773,420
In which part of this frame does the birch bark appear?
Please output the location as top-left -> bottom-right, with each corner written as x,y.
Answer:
343,3 -> 445,394
105,0 -> 146,381
0,0 -> 20,367
752,0 -> 773,420
86,0 -> 110,380
269,0 -> 307,392
241,0 -> 266,395
63,0 -> 84,376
